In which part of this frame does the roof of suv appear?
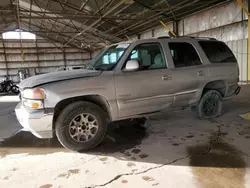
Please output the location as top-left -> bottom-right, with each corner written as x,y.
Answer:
113,36 -> 218,48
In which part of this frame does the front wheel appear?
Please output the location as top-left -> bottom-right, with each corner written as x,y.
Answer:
55,101 -> 108,152
197,90 -> 222,119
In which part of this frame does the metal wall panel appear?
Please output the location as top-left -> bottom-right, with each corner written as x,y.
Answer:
141,30 -> 153,39
0,38 -> 91,79
66,60 -> 89,66
154,23 -> 173,38
129,1 -> 247,42
66,53 -> 90,60
39,67 -> 57,74
39,61 -> 65,67
183,2 -> 242,36
226,39 -> 248,82
8,62 -> 39,68
38,54 -> 63,61
0,63 -> 6,68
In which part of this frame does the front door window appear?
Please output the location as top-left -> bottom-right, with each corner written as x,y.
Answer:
126,43 -> 167,70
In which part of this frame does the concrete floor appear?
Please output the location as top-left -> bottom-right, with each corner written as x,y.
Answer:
0,86 -> 250,188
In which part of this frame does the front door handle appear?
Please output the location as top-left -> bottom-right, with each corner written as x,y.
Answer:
197,71 -> 204,76
162,75 -> 172,81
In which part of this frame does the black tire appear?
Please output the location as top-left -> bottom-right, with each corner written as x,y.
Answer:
10,85 -> 19,94
55,101 -> 108,152
197,90 -> 222,119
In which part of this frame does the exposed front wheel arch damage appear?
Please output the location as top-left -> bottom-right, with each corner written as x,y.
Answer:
52,95 -> 112,134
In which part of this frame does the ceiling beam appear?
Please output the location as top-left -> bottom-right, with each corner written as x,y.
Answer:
164,0 -> 177,21
19,15 -> 137,20
9,0 -> 19,29
28,0 -> 33,30
20,0 -> 122,43
62,0 -> 127,47
54,0 -> 95,50
50,0 -> 92,14
21,22 -> 92,52
0,29 -> 77,33
134,0 -> 170,19
114,0 -> 195,36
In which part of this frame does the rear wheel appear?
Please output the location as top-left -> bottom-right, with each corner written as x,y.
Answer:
197,90 -> 222,119
55,101 -> 108,152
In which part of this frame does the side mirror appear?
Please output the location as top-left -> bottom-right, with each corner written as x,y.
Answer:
124,60 -> 139,71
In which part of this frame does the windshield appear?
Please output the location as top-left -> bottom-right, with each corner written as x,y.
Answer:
87,43 -> 130,71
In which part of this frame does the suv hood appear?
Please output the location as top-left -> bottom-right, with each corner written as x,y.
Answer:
18,69 -> 101,89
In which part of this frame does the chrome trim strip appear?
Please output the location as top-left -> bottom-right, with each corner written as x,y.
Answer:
125,94 -> 174,103
175,89 -> 198,96
123,89 -> 198,104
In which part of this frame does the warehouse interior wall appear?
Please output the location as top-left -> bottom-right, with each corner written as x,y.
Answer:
0,0 -> 248,82
127,0 -> 249,82
0,35 -> 91,81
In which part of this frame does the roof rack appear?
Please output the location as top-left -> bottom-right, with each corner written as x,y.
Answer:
178,36 -> 217,40
193,37 -> 217,40
157,36 -> 171,39
157,36 -> 217,40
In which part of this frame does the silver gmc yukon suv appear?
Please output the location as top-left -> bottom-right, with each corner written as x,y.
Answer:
15,37 -> 241,151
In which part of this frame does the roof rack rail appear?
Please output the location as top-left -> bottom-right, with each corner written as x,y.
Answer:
157,36 -> 172,39
194,37 -> 217,40
179,36 -> 217,40
157,36 -> 217,40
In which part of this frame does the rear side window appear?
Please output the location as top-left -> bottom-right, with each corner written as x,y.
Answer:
169,42 -> 202,68
199,41 -> 237,63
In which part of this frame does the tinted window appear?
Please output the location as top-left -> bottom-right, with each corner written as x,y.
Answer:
169,42 -> 202,68
126,43 -> 167,70
199,41 -> 237,63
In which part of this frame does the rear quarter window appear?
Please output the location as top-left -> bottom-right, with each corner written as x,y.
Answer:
199,41 -> 237,63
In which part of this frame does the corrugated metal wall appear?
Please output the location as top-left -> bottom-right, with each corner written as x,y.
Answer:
125,1 -> 249,82
227,39 -> 248,82
135,1 -> 248,41
0,35 -> 91,81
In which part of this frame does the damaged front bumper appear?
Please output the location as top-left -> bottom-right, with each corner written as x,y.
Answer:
15,102 -> 54,139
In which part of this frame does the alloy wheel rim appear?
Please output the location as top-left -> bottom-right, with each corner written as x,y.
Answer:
69,113 -> 98,143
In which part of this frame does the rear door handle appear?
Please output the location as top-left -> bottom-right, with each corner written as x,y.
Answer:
162,75 -> 172,81
197,71 -> 204,76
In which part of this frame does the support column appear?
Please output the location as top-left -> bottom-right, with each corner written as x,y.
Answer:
63,48 -> 66,67
236,0 -> 250,81
182,20 -> 185,36
159,20 -> 176,38
173,21 -> 178,37
2,40 -> 8,76
35,40 -> 39,74
248,2 -> 250,81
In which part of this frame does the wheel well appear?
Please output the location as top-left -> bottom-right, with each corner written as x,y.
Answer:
52,95 -> 111,130
202,80 -> 226,97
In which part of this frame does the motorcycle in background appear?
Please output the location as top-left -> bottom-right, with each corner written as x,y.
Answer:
0,76 -> 19,94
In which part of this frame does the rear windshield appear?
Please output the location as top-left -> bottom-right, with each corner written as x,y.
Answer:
199,41 -> 237,63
